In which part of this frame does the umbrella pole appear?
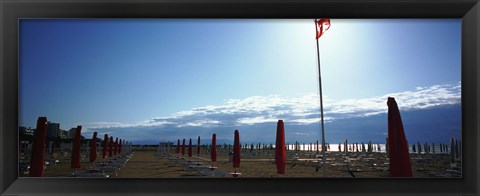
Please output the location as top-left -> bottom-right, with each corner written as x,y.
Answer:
314,19 -> 327,176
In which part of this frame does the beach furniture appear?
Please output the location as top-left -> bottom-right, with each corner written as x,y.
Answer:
71,126 -> 82,169
114,138 -> 118,157
182,138 -> 186,156
387,97 -> 412,177
89,132 -> 98,163
109,136 -> 114,157
230,130 -> 242,177
197,136 -> 201,156
275,120 -> 286,174
119,139 -> 123,155
188,138 -> 193,162
177,139 -> 180,155
210,133 -> 217,170
102,134 -> 109,159
29,117 -> 48,177
450,137 -> 456,167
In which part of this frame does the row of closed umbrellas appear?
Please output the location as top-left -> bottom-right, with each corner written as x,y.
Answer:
29,97 -> 413,177
28,117 -> 132,177
172,97 -> 414,177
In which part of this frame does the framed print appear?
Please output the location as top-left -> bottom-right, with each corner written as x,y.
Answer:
1,0 -> 479,195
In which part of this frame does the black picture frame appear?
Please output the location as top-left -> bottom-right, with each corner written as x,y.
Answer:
1,0 -> 479,195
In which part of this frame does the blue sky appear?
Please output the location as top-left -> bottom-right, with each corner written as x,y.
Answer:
19,19 -> 461,144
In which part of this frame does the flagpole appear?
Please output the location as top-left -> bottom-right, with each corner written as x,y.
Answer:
314,19 -> 327,176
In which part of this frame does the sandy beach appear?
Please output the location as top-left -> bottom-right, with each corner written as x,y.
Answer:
21,147 -> 461,178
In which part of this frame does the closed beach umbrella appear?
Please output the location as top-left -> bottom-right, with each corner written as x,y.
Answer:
455,139 -> 459,159
102,134 -> 108,159
118,139 -> 122,155
344,139 -> 348,156
29,117 -> 48,177
89,132 -> 98,163
275,120 -> 286,174
432,143 -> 435,154
233,130 -> 241,168
458,141 -> 462,157
188,138 -> 193,157
417,142 -> 422,154
109,136 -> 113,157
387,97 -> 412,177
71,125 -> 82,169
450,137 -> 455,163
182,138 -> 186,155
114,138 -> 118,156
197,136 -> 201,156
211,134 -> 217,162
368,141 -> 372,153
386,138 -> 389,157
177,139 -> 180,154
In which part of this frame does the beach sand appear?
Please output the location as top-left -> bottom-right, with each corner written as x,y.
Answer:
20,147 -> 461,178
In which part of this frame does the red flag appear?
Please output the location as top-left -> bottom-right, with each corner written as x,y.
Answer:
387,97 -> 413,177
89,132 -> 97,163
29,117 -> 48,177
315,19 -> 331,39
71,126 -> 82,169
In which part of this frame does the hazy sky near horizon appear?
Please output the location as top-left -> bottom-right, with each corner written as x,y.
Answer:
19,19 -> 461,143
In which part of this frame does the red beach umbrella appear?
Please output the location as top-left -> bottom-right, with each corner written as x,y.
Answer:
102,134 -> 108,159
109,136 -> 113,157
29,117 -> 48,177
387,97 -> 412,177
177,139 -> 180,154
89,132 -> 98,163
197,136 -> 201,156
118,139 -> 122,155
71,125 -> 82,169
114,138 -> 118,156
275,120 -> 286,174
233,130 -> 241,168
182,138 -> 186,155
188,138 -> 193,157
211,134 -> 217,162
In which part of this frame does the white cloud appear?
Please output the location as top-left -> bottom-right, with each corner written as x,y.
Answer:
237,116 -> 278,125
87,82 -> 461,130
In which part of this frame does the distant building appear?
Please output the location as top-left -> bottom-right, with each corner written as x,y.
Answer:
68,128 -> 77,138
58,129 -> 68,139
19,126 -> 27,134
19,126 -> 35,136
47,122 -> 60,138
